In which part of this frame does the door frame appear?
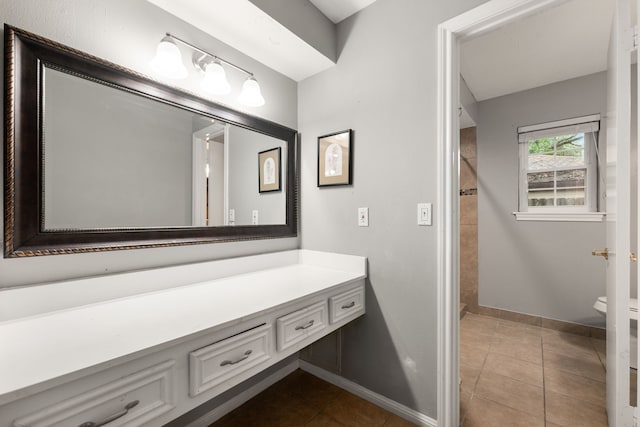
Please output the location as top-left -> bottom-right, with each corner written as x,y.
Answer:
436,1 -> 569,425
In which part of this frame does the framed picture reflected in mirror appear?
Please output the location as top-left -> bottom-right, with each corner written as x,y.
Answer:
258,147 -> 282,193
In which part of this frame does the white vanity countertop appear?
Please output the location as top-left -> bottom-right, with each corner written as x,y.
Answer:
0,250 -> 366,405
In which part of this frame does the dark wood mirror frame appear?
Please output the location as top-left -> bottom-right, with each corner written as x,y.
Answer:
4,25 -> 298,257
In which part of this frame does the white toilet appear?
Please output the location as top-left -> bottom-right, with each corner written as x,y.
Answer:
593,296 -> 639,320
593,296 -> 638,369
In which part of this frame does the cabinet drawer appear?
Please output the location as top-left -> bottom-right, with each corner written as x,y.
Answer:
276,301 -> 327,351
329,285 -> 365,324
13,360 -> 175,427
189,324 -> 271,397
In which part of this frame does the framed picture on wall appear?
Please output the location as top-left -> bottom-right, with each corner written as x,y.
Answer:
258,147 -> 282,193
317,129 -> 353,187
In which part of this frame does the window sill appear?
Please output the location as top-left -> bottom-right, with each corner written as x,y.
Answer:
513,212 -> 605,222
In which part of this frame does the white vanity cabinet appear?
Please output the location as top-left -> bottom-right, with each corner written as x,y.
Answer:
10,360 -> 177,427
189,324 -> 273,397
0,250 -> 366,427
329,286 -> 365,324
276,301 -> 328,351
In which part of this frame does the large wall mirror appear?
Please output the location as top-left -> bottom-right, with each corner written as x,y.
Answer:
4,25 -> 297,257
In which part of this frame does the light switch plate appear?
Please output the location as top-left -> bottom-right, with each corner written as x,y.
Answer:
417,203 -> 432,226
358,207 -> 369,227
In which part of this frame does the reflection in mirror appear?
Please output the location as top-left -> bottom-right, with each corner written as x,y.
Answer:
227,126 -> 286,225
5,25 -> 297,257
42,67 -> 287,231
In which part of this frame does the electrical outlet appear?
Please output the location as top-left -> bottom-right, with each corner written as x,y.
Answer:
228,209 -> 235,222
252,210 -> 259,225
358,207 -> 369,227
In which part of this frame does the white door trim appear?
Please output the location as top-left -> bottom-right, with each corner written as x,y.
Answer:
223,124 -> 230,225
436,1 -> 567,425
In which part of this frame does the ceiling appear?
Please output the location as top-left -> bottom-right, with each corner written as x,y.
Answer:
309,0 -> 377,23
461,0 -> 615,102
146,0 -> 377,82
146,0 -> 334,81
146,0 -> 614,99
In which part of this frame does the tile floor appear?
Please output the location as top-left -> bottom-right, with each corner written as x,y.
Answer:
210,313 -> 622,427
460,312 -> 609,427
210,369 -> 417,426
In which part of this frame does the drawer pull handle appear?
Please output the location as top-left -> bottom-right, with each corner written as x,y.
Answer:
220,350 -> 253,366
295,320 -> 315,330
78,400 -> 139,427
341,301 -> 356,309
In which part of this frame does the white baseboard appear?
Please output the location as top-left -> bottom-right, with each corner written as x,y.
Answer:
299,360 -> 437,427
186,359 -> 300,427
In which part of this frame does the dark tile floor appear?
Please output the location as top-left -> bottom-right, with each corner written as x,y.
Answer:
210,369 -> 417,427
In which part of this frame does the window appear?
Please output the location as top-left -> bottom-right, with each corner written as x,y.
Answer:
516,115 -> 602,221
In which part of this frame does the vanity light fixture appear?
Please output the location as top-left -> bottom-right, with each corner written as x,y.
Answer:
199,60 -> 231,95
149,36 -> 188,79
237,77 -> 266,107
150,33 -> 265,107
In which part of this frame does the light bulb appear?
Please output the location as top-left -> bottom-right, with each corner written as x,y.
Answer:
238,77 -> 265,107
200,61 -> 231,95
149,37 -> 188,79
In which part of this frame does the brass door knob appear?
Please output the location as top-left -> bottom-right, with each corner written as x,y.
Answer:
631,252 -> 637,262
592,249 -> 609,260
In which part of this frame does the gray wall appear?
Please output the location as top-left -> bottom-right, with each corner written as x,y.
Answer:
460,76 -> 479,124
44,68 -> 193,229
298,0 -> 487,417
227,125 -> 287,225
476,72 -> 608,327
0,0 -> 297,288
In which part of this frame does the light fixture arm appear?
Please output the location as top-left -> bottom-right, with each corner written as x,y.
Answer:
165,33 -> 254,77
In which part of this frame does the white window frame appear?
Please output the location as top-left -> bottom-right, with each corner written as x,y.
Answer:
514,114 -> 604,222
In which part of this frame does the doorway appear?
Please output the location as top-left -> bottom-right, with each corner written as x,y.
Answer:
436,1 -> 634,426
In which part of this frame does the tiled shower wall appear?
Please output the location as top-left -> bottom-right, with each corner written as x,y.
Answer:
460,127 -> 478,313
